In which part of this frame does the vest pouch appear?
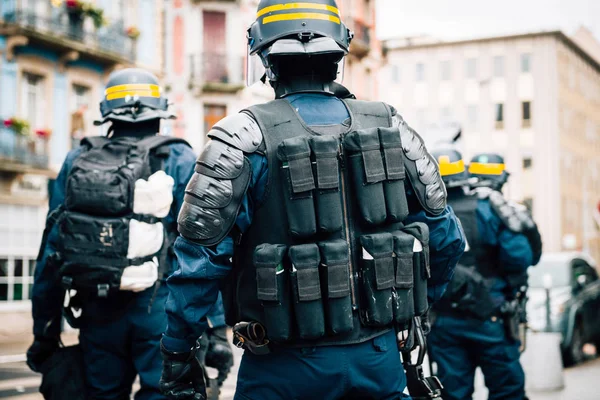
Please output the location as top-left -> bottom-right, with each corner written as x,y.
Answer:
65,151 -> 140,216
60,212 -> 129,260
343,129 -> 387,226
379,128 -> 409,222
317,240 -> 353,335
358,233 -> 395,327
289,244 -> 326,339
59,261 -> 124,296
309,136 -> 343,233
277,137 -> 317,237
402,223 -> 430,316
254,244 -> 293,342
392,231 -> 415,326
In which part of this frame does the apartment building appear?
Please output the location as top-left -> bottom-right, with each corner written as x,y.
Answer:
164,0 -> 380,149
0,0 -> 164,332
381,30 -> 600,262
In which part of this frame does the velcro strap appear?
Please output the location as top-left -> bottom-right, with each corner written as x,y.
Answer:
64,254 -> 129,268
133,214 -> 161,225
327,263 -> 350,298
395,254 -> 414,288
379,128 -> 405,180
288,157 -> 315,193
374,255 -> 395,290
315,156 -> 339,189
296,268 -> 321,301
256,267 -> 278,302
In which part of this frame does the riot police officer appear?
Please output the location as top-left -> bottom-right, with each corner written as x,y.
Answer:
427,149 -> 542,400
27,68 -> 197,399
159,1 -> 466,399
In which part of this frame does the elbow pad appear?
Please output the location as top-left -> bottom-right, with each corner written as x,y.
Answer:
177,113 -> 262,246
391,112 -> 446,215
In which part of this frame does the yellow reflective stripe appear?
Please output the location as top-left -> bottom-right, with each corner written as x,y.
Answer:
106,90 -> 161,101
257,2 -> 340,18
263,12 -> 340,25
438,159 -> 465,177
105,84 -> 160,95
468,162 -> 505,176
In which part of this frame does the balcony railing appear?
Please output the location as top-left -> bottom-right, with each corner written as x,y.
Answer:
0,0 -> 135,64
0,127 -> 50,172
189,53 -> 245,94
348,19 -> 371,58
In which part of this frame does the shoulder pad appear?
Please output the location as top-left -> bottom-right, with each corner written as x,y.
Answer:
392,114 -> 447,215
488,191 -> 523,232
509,201 -> 537,230
195,140 -> 245,180
178,157 -> 251,246
207,112 -> 263,153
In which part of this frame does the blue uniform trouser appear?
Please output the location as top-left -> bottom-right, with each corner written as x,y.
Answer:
428,315 -> 525,400
234,330 -> 410,400
79,287 -> 168,400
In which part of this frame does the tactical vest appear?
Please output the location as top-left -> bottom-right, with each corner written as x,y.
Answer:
222,99 -> 431,347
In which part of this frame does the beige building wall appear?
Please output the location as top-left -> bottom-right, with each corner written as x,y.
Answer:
381,31 -> 600,260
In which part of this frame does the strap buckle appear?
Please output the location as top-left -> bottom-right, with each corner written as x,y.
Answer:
61,276 -> 73,290
232,321 -> 270,356
97,284 -> 110,298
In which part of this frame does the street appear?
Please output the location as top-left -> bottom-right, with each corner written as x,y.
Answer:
1,333 -> 599,400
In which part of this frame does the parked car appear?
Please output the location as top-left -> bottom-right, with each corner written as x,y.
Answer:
527,252 -> 600,366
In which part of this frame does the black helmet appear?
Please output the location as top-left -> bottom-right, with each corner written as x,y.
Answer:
431,147 -> 469,188
247,0 -> 352,84
95,68 -> 174,125
469,153 -> 509,190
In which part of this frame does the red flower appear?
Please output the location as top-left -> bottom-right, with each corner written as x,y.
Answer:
66,0 -> 80,9
4,119 -> 13,128
35,129 -> 51,139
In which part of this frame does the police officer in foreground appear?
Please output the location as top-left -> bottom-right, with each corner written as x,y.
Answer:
427,149 -> 542,400
27,68 -> 197,399
159,2 -> 465,399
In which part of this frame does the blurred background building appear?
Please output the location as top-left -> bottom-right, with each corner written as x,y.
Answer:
381,28 -> 600,263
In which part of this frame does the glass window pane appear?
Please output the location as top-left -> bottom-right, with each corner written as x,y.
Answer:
466,58 -> 477,79
495,104 -> 504,121
493,56 -> 504,77
522,101 -> 531,120
416,63 -> 425,81
0,283 -> 7,301
14,283 -> 23,301
521,53 -> 531,73
15,259 -> 23,277
440,61 -> 451,81
0,258 -> 7,277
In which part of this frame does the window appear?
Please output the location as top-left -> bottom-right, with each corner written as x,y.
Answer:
440,60 -> 451,81
391,65 -> 400,83
20,72 -> 45,129
467,105 -> 478,127
0,257 -> 36,302
493,56 -> 504,77
523,157 -> 533,169
416,63 -> 425,81
521,53 -> 532,73
203,104 -> 227,137
465,58 -> 477,79
70,84 -> 91,147
522,101 -> 531,127
494,103 -> 504,129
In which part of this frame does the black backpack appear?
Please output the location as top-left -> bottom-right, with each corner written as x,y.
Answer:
56,135 -> 190,298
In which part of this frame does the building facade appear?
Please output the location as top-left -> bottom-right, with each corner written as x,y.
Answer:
164,0 -> 380,150
0,0 -> 163,334
381,31 -> 600,262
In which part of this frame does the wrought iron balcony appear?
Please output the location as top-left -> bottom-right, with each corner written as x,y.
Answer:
0,127 -> 51,175
348,18 -> 371,58
0,0 -> 135,66
189,53 -> 245,94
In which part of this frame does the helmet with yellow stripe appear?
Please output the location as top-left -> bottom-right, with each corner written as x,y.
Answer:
431,147 -> 469,188
95,68 -> 174,125
468,153 -> 509,190
247,0 -> 352,86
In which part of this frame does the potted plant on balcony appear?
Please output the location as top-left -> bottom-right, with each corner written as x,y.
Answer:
126,26 -> 140,40
65,0 -> 106,30
4,117 -> 30,137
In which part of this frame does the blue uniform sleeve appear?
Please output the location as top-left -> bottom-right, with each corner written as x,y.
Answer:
477,200 -> 533,273
404,205 -> 466,304
163,153 -> 268,352
31,148 -> 82,338
163,143 -> 197,229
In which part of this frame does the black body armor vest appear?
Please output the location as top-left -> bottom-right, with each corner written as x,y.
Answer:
221,99 -> 431,347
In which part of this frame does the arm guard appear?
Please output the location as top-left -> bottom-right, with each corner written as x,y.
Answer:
177,113 -> 262,246
391,111 -> 447,215
488,190 -> 542,265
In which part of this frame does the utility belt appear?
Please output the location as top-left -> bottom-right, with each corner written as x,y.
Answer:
251,226 -> 429,344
